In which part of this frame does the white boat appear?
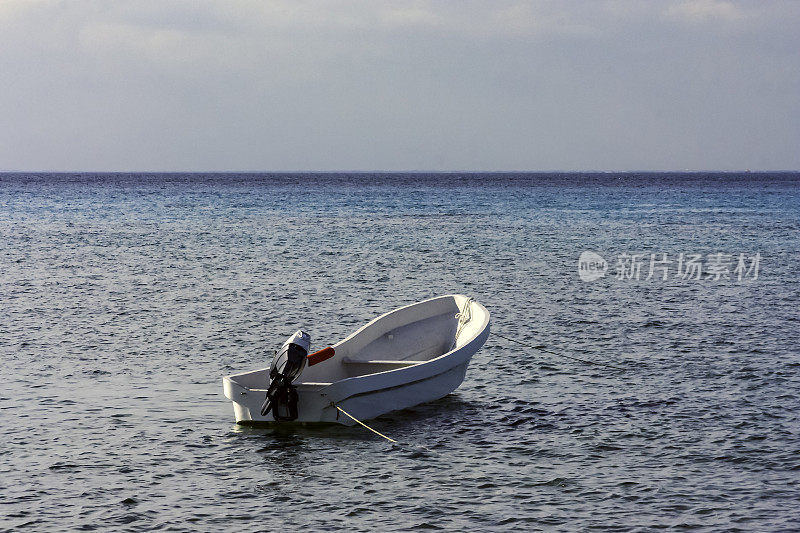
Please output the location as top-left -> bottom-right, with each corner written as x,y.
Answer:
222,295 -> 490,425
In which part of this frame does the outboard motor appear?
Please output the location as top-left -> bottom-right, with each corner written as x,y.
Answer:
260,330 -> 310,420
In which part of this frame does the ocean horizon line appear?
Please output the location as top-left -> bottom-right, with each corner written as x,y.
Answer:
1,169 -> 799,175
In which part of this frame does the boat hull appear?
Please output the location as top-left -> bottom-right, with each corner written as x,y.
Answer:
225,360 -> 471,425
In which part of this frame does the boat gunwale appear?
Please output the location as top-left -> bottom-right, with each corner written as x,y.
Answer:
319,296 -> 488,381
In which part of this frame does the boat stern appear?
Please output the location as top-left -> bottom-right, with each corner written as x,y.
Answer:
223,372 -> 337,424
222,373 -> 260,423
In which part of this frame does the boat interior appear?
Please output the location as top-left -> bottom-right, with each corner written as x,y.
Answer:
230,295 -> 484,389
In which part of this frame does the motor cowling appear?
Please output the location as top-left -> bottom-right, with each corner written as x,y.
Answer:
260,330 -> 310,420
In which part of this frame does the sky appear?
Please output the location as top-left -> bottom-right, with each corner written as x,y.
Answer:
0,0 -> 798,172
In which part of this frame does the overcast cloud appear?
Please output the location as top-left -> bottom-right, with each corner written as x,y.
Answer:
0,0 -> 798,171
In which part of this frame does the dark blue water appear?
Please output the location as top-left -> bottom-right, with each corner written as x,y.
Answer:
1,172 -> 799,531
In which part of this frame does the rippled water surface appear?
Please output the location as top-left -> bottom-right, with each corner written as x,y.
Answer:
1,172 -> 799,531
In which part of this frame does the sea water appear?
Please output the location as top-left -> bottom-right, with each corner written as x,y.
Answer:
1,172 -> 798,531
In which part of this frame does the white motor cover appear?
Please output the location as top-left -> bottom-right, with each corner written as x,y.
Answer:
282,330 -> 311,354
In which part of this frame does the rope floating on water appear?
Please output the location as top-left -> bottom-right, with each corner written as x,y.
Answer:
493,331 -> 626,371
332,403 -> 397,443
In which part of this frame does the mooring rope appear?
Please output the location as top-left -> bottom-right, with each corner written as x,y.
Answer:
450,297 -> 474,351
493,331 -> 626,371
325,302 -> 621,445
332,403 -> 397,443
